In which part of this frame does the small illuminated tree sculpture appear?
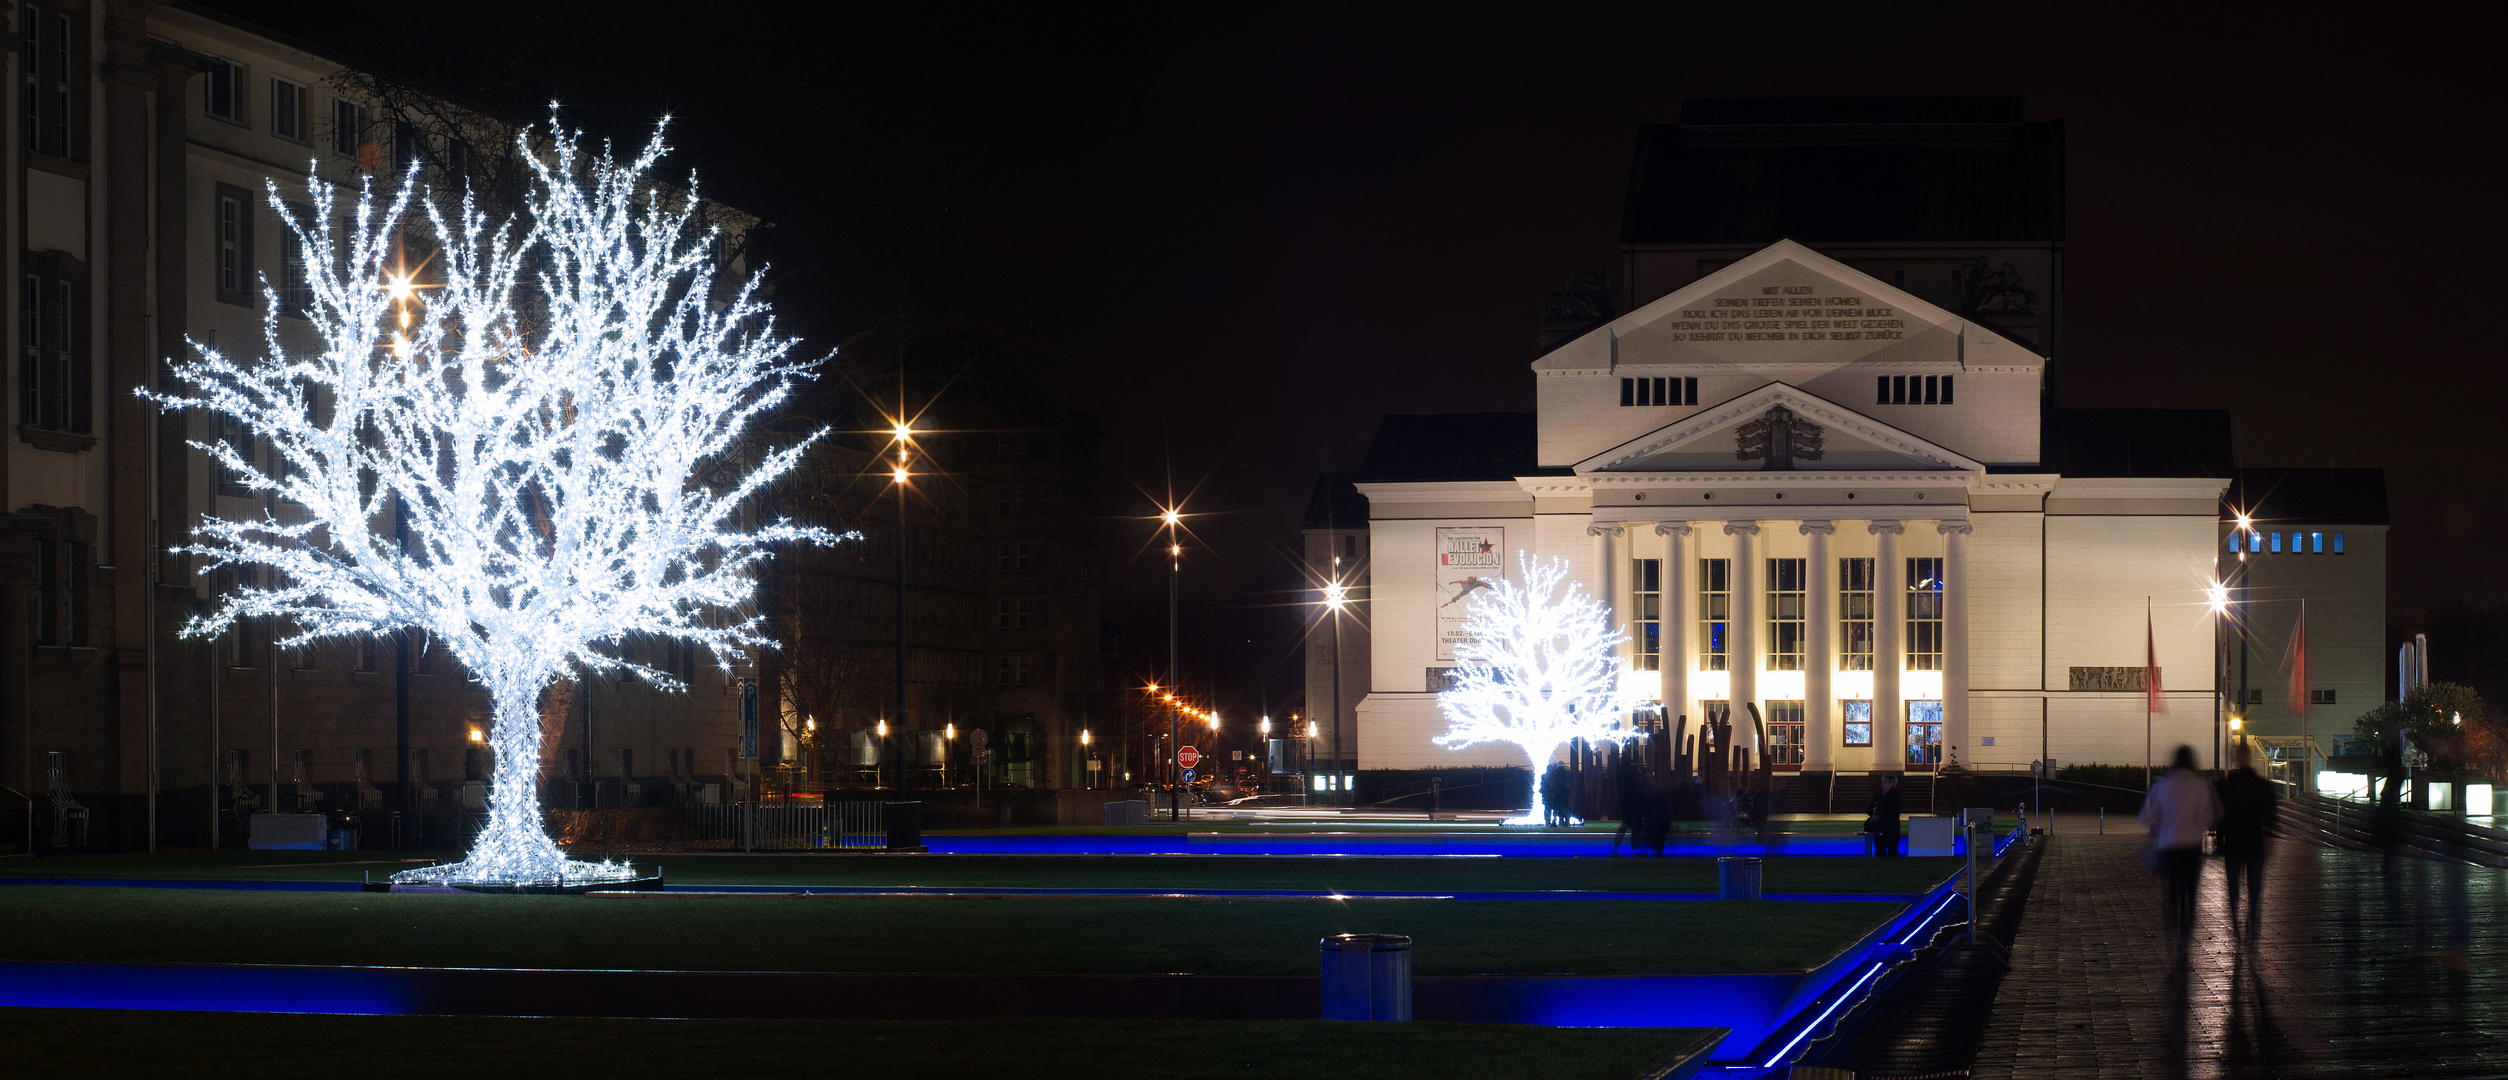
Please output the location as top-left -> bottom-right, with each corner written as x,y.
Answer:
1434,553 -> 1637,825
152,123 -> 836,886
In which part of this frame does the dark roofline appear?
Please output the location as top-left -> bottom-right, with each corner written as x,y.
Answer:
2223,468 -> 2390,526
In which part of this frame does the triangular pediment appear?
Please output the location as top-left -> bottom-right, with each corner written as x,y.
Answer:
1575,382 -> 1983,475
1534,239 -> 2045,372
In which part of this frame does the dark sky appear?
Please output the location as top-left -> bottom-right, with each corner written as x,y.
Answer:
233,1 -> 2508,714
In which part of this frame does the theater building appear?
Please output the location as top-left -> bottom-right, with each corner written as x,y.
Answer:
1348,237 -> 2383,790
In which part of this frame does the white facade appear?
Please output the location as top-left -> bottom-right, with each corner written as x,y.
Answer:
1359,240 -> 2243,775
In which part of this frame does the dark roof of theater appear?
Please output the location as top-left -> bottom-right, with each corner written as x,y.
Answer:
1621,96 -> 2064,245
2225,468 -> 2390,526
1355,413 -> 1558,483
2039,409 -> 2235,479
1300,473 -> 1368,531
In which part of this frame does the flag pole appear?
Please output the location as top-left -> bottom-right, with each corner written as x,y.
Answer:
2146,595 -> 2154,790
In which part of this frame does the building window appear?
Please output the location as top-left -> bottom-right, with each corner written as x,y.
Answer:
1839,558 -> 1875,671
2330,532 -> 2345,554
997,484 -> 1031,517
1630,559 -> 1661,671
19,5 -> 36,153
1766,700 -> 1805,765
1878,374 -> 1953,405
1698,558 -> 1730,672
1906,557 -> 1944,671
1907,700 -> 1944,765
271,78 -> 306,140
1766,558 -> 1806,671
996,655 -> 1030,688
206,58 -> 245,122
20,269 -> 89,437
997,598 -> 1035,631
394,119 -> 423,172
279,202 -> 313,318
997,542 -> 1033,574
1619,376 -> 1697,407
216,186 -> 255,305
332,99 -> 366,157
2311,688 -> 2337,705
1844,700 -> 1873,746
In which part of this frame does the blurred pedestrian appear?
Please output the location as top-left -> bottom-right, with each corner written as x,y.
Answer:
2216,742 -> 2278,937
2141,744 -> 2223,958
1612,746 -> 1646,856
1543,761 -> 1571,826
1869,773 -> 1904,857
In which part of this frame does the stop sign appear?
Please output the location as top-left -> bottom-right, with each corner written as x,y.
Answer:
1177,746 -> 1201,770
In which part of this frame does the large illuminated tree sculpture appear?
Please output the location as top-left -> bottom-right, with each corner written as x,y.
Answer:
1434,553 -> 1637,825
152,123 -> 835,886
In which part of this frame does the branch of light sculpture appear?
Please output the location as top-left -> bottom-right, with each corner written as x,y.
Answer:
148,118 -> 847,885
1433,552 -> 1636,825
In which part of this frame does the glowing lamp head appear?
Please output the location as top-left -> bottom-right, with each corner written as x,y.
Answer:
1170,543 -> 1182,558
892,464 -> 910,484
1307,721 -> 1319,739
877,720 -> 888,737
386,276 -> 416,302
945,723 -> 955,740
2204,581 -> 2230,615
2229,717 -> 2243,732
1080,729 -> 1092,746
467,727 -> 484,743
1161,509 -> 1181,527
1323,581 -> 1350,610
805,717 -> 815,732
892,421 -> 914,441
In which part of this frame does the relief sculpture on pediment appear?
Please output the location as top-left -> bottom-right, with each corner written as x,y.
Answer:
1734,405 -> 1825,470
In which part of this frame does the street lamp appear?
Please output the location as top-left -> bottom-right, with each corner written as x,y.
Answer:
1080,728 -> 1093,789
876,719 -> 889,791
890,417 -> 914,794
1159,503 -> 1186,821
1323,578 -> 1350,806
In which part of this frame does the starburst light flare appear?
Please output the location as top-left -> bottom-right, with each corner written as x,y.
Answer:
1434,552 -> 1638,825
148,118 -> 845,887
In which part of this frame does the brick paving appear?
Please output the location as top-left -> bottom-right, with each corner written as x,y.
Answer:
1970,830 -> 2508,1079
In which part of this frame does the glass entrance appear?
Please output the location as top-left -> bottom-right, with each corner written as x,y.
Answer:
1906,700 -> 1944,769
1766,700 -> 1805,767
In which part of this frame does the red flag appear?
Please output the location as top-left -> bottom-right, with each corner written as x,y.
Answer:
2145,610 -> 2167,715
2285,601 -> 2308,716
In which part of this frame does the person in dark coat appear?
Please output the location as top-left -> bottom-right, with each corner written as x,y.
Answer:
2216,742 -> 2279,937
1612,748 -> 1647,855
1543,761 -> 1572,826
1869,774 -> 1905,856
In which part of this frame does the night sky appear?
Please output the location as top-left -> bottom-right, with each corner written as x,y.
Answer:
226,2 -> 2508,713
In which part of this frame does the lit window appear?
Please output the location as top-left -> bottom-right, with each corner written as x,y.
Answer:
2269,532 -> 2281,554
206,58 -> 244,122
1843,700 -> 1873,746
1630,559 -> 1661,671
1906,557 -> 1944,671
2330,532 -> 2345,554
2310,531 -> 2323,554
1839,558 -> 1875,671
1906,700 -> 1944,765
1766,558 -> 1806,671
1766,700 -> 1805,765
1698,558 -> 1729,671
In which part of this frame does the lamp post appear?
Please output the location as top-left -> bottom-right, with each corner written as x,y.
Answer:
1080,728 -> 1093,789
1162,506 -> 1184,821
1259,716 -> 1271,794
944,723 -> 955,789
875,719 -> 888,791
1323,579 -> 1349,806
891,420 -> 913,793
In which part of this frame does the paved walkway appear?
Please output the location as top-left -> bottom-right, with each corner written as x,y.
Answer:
1972,831 -> 2508,1079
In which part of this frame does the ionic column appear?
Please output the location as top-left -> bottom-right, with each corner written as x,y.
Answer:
1801,522 -> 1837,771
1656,523 -> 1692,727
1725,521 -> 1760,750
1588,523 -> 1625,671
1939,521 -> 1973,766
1871,520 -> 1905,773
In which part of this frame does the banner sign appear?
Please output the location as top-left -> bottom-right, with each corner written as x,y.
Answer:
1435,527 -> 1507,661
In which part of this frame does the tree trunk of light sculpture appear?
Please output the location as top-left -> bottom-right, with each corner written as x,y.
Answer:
150,122 -> 841,887
1434,553 -> 1635,826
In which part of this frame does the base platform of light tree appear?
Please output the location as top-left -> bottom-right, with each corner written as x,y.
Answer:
380,857 -> 661,895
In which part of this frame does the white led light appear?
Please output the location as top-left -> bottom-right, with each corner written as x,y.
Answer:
1433,553 -> 1639,825
149,120 -> 848,887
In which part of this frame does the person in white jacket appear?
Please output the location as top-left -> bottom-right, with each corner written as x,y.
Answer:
2141,745 -> 2224,958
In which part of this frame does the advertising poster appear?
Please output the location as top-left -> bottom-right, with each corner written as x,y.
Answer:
1435,526 -> 1507,661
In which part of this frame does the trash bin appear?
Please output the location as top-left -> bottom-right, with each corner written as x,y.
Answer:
1718,856 -> 1763,900
1319,933 -> 1413,1021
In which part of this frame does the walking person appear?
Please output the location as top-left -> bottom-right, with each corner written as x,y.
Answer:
1868,773 -> 1904,857
1612,745 -> 1647,856
2141,745 -> 2224,961
2216,742 -> 2278,938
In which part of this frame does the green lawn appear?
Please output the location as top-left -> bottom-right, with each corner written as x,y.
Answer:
6,1011 -> 1722,1080
0,849 -> 1962,895
0,886 -> 1901,975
